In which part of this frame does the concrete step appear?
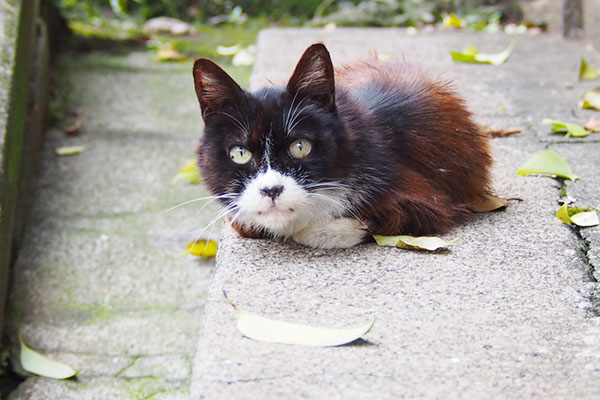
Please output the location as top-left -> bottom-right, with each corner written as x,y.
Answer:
190,28 -> 600,399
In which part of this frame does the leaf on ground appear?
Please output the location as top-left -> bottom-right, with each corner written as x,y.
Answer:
542,118 -> 589,138
216,44 -> 241,56
55,145 -> 89,156
580,57 -> 600,81
555,203 -> 599,227
224,293 -> 375,347
584,116 -> 600,132
232,45 -> 256,66
451,41 -> 515,66
517,150 -> 578,181
19,334 -> 78,379
373,235 -> 459,252
442,13 -> 464,28
155,45 -> 186,62
578,88 -> 600,110
486,126 -> 523,137
64,120 -> 82,136
170,159 -> 201,185
185,239 -> 218,258
468,194 -> 509,212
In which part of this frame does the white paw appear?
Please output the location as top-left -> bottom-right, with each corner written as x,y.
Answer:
292,218 -> 367,249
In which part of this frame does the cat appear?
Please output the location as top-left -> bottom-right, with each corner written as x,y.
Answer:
192,43 -> 496,249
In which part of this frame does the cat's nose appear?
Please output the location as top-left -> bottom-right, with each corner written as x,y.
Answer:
260,185 -> 284,200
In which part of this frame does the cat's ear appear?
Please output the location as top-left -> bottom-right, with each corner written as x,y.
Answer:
287,43 -> 335,111
193,58 -> 244,119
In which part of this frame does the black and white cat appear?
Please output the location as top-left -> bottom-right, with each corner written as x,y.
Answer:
192,43 -> 494,249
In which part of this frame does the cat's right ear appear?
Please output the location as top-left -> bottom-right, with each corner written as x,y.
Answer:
193,58 -> 244,119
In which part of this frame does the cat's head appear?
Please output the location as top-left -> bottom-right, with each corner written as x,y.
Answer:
192,44 -> 353,236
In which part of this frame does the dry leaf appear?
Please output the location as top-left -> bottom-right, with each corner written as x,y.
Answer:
555,204 -> 599,227
155,45 -> 186,62
185,239 -> 218,258
584,116 -> 600,132
468,194 -> 509,212
224,293 -> 375,347
64,120 -> 82,136
579,88 -> 600,110
486,126 -> 523,137
373,235 -> 459,251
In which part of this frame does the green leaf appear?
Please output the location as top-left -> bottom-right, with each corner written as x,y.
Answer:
55,145 -> 89,156
373,235 -> 459,251
542,119 -> 589,138
186,239 -> 218,258
517,150 -> 578,181
578,88 -> 600,110
451,41 -> 515,66
555,204 -> 599,227
19,334 -> 78,379
216,44 -> 241,56
580,57 -> 600,81
170,159 -> 201,185
225,295 -> 375,347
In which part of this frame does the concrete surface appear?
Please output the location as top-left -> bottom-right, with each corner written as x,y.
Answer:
6,50 -> 222,399
190,28 -> 600,399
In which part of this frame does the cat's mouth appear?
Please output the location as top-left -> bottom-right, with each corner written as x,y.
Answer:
257,204 -> 294,217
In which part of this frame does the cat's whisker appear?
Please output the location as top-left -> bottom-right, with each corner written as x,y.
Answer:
217,111 -> 250,135
188,204 -> 237,241
162,193 -> 236,214
284,90 -> 302,133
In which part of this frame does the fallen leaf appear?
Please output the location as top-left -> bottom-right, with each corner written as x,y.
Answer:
185,239 -> 218,258
486,126 -> 523,137
373,235 -> 459,251
578,88 -> 600,110
542,118 -> 589,138
517,150 -> 578,181
216,44 -> 241,56
451,41 -> 515,66
468,194 -> 509,212
443,13 -> 464,28
571,211 -> 600,227
19,334 -> 78,379
64,120 -> 82,136
224,293 -> 375,347
584,116 -> 600,132
55,145 -> 89,156
232,45 -> 255,66
555,203 -> 599,227
170,159 -> 201,185
580,57 -> 600,81
155,45 -> 186,62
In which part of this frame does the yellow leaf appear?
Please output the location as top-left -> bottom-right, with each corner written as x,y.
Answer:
185,239 -> 218,258
155,45 -> 186,62
55,145 -> 89,156
580,57 -> 600,81
224,293 -> 375,347
555,203 -> 572,224
373,235 -> 459,251
170,159 -> 201,185
555,204 -> 599,227
443,13 -> 464,28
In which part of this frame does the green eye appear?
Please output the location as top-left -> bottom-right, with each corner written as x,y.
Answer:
229,146 -> 252,164
289,139 -> 312,159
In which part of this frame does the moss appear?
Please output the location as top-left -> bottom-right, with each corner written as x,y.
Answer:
568,207 -> 592,217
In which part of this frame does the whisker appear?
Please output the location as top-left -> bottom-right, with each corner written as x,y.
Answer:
162,193 -> 236,213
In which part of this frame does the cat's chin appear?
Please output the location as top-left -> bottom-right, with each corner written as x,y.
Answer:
247,207 -> 302,235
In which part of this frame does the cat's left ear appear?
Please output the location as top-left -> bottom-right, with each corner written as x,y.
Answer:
193,58 -> 245,119
287,43 -> 336,111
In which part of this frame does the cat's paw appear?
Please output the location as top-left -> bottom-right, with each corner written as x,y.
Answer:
292,218 -> 368,249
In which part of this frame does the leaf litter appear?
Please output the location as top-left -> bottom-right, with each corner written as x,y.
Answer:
555,203 -> 599,227
373,235 -> 459,252
450,41 -> 515,66
542,119 -> 589,138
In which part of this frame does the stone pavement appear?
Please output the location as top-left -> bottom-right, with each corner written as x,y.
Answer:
190,29 -> 600,399
7,50 -> 222,399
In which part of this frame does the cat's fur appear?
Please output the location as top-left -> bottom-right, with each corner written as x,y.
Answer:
192,43 -> 493,249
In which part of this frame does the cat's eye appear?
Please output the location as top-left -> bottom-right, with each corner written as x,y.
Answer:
289,139 -> 312,159
229,146 -> 252,164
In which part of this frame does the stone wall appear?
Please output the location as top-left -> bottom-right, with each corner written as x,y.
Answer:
0,0 -> 50,342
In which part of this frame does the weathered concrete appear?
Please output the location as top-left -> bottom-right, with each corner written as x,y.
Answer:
0,0 -> 49,344
7,50 -> 222,398
191,28 -> 600,399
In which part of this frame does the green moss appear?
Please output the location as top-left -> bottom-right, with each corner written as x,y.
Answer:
567,207 -> 592,217
124,377 -> 177,399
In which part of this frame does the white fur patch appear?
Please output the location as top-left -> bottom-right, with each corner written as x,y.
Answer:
234,169 -> 352,240
292,218 -> 367,249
